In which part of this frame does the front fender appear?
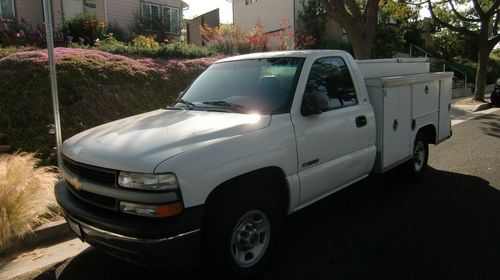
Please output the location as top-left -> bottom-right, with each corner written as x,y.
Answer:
154,114 -> 298,208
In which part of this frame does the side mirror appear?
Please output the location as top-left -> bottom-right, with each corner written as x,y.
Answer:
301,93 -> 329,116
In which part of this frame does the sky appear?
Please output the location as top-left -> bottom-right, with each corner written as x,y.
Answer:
183,0 -> 233,23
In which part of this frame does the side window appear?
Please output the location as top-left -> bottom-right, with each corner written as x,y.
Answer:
303,57 -> 358,112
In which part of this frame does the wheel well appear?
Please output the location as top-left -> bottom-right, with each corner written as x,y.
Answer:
417,124 -> 437,144
204,167 -> 290,216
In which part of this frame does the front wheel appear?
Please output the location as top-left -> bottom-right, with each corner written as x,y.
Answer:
405,133 -> 429,179
202,188 -> 282,278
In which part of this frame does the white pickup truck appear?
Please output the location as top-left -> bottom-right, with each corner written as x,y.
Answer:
55,50 -> 452,276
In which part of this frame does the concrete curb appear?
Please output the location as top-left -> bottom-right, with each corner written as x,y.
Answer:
0,220 -> 74,259
473,102 -> 493,112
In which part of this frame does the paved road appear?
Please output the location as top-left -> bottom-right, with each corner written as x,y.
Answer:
32,110 -> 500,280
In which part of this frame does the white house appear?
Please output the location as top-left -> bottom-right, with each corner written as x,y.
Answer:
1,0 -> 186,34
232,0 -> 346,47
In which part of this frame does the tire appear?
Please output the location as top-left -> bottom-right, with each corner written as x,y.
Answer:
405,132 -> 429,180
202,186 -> 283,278
491,89 -> 500,107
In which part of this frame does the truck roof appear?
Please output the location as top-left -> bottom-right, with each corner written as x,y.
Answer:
216,50 -> 348,63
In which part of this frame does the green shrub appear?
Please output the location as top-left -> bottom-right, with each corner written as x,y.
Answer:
63,13 -> 106,45
106,21 -> 130,42
0,45 -> 38,59
88,34 -> 213,59
132,35 -> 160,49
0,48 -> 217,165
0,152 -> 59,249
156,43 -> 213,58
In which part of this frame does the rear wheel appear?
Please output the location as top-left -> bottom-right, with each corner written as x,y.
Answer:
406,132 -> 429,179
203,187 -> 282,278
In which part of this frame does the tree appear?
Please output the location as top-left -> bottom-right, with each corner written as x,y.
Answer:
425,0 -> 500,101
319,0 -> 380,59
296,0 -> 329,48
372,0 -> 420,58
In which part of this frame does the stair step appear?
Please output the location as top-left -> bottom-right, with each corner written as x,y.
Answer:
0,145 -> 12,153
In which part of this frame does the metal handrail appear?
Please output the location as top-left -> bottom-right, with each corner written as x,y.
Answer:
409,43 -> 468,89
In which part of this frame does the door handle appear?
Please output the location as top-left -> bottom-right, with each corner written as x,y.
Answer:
355,116 -> 367,128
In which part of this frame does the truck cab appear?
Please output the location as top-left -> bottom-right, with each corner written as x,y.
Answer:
55,50 -> 452,276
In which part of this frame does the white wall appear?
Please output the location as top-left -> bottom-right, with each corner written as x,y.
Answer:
233,0 -> 295,33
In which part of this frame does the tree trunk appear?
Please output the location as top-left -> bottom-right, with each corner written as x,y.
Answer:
474,44 -> 492,101
346,28 -> 372,59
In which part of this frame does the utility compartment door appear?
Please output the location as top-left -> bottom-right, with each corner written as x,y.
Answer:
412,81 -> 439,117
438,77 -> 452,141
383,85 -> 412,168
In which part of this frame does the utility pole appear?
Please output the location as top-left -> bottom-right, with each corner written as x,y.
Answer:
43,0 -> 63,169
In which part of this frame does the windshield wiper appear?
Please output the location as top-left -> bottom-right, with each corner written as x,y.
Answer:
173,99 -> 196,110
202,101 -> 246,112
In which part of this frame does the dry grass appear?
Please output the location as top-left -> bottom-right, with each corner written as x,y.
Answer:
0,152 -> 60,250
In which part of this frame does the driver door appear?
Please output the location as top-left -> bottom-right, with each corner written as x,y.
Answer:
291,56 -> 372,204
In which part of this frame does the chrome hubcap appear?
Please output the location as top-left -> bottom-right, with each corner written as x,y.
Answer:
413,140 -> 426,172
230,210 -> 271,267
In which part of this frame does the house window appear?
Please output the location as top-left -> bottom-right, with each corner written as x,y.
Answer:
245,0 -> 257,5
162,6 -> 180,33
0,0 -> 15,20
142,2 -> 180,33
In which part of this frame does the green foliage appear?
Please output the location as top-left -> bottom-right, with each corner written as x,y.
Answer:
201,23 -> 253,54
132,35 -> 160,49
130,12 -> 176,43
92,33 -> 212,58
62,13 -> 106,44
0,18 -> 49,46
371,0 -> 421,58
200,21 -> 297,55
0,45 -> 38,59
371,25 -> 405,58
106,21 -> 130,42
0,48 -> 216,165
433,30 -> 477,62
296,0 -> 328,48
379,0 -> 419,24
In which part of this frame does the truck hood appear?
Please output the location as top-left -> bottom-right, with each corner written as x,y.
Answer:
63,109 -> 270,172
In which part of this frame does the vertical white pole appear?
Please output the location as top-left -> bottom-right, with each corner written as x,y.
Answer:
43,0 -> 63,169
103,0 -> 108,27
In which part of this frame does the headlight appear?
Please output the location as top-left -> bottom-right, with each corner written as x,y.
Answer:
118,172 -> 178,191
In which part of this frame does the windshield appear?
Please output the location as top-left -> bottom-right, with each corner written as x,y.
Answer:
174,57 -> 305,114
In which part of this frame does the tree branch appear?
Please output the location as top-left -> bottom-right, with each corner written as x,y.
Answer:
320,0 -> 356,27
486,1 -> 500,17
493,11 -> 500,35
345,0 -> 362,19
365,0 -> 380,28
426,0 -> 479,38
471,0 -> 486,18
449,0 -> 481,22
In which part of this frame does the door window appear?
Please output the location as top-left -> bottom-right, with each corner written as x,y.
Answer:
303,57 -> 358,112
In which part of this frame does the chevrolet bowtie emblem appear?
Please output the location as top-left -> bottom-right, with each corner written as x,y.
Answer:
68,177 -> 82,190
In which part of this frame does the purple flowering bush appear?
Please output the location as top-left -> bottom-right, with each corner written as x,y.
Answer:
0,48 -> 217,164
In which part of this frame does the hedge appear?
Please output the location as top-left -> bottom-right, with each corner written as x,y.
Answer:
0,48 -> 217,165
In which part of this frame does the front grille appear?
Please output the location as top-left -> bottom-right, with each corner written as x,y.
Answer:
63,157 -> 116,186
67,182 -> 117,210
